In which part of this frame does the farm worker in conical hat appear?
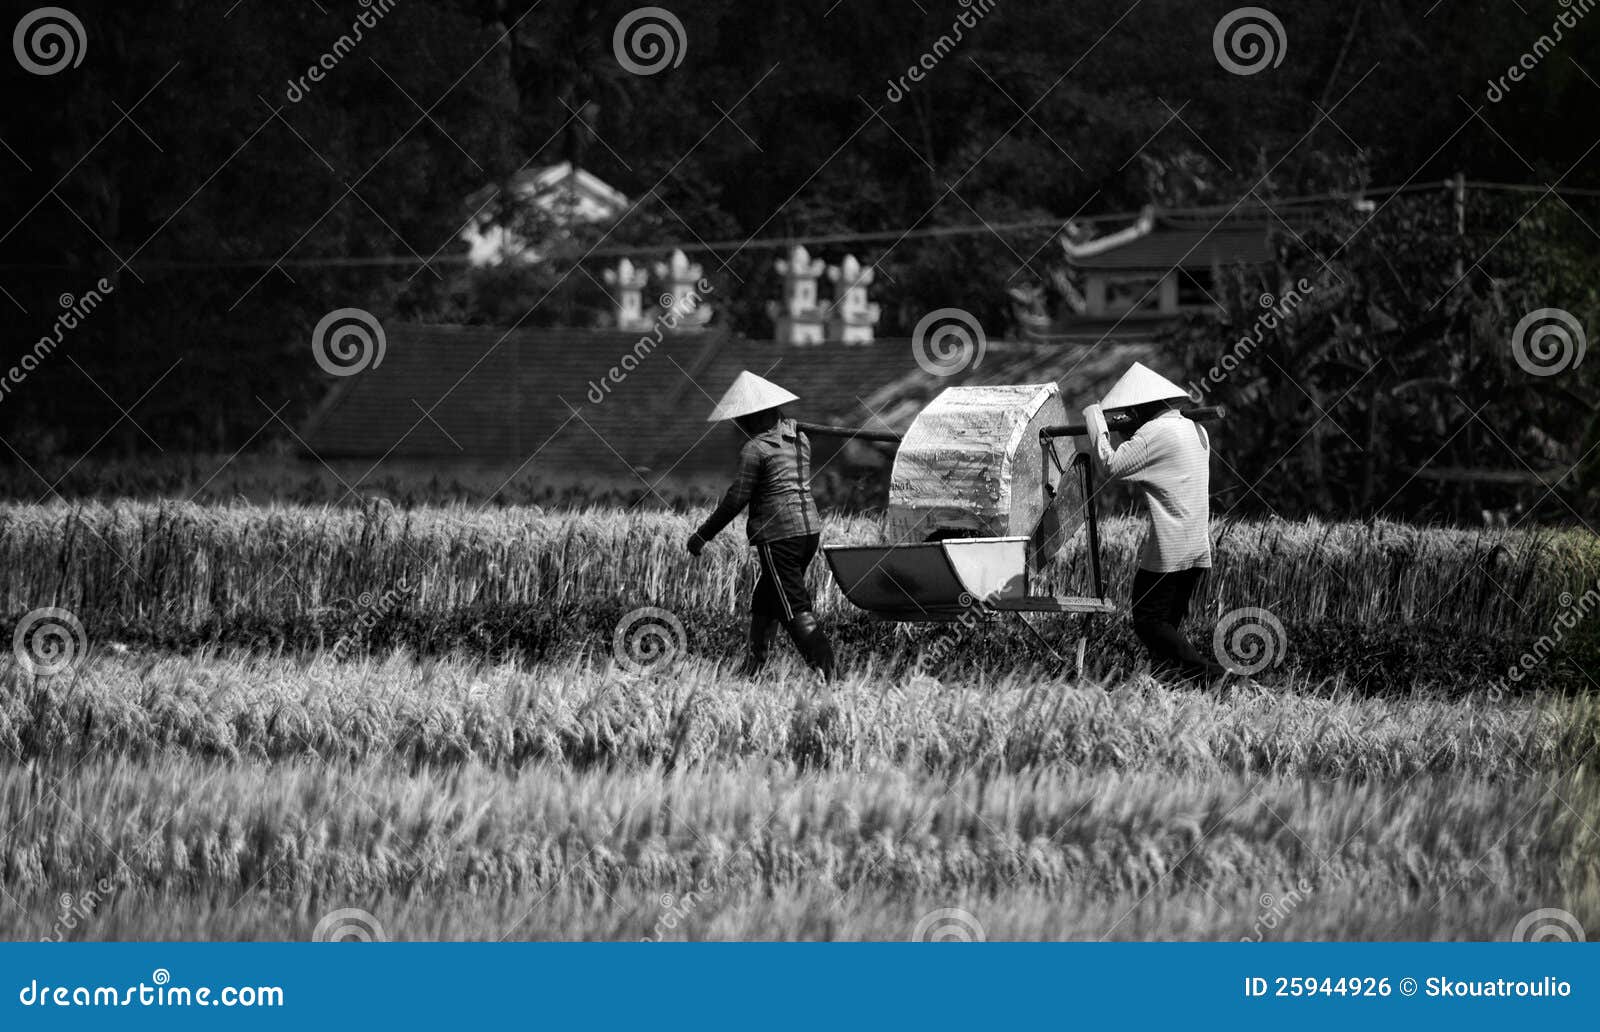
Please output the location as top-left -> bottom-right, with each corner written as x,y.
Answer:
687,371 -> 837,680
1083,362 -> 1224,685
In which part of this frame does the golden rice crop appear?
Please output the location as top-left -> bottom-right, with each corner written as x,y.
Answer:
0,502 -> 1593,692
2,753 -> 1593,941
0,501 -> 1594,941
0,501 -> 1588,634
0,650 -> 1586,780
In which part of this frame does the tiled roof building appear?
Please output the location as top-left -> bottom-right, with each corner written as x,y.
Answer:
302,325 -> 1159,474
1060,208 -> 1279,321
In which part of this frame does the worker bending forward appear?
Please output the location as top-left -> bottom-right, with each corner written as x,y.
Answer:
1083,362 -> 1225,685
688,371 -> 837,679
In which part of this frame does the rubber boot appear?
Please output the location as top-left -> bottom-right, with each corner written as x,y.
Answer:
738,608 -> 779,677
786,611 -> 837,681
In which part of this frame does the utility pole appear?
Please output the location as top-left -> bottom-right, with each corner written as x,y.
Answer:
1450,170 -> 1471,514
1451,172 -> 1466,283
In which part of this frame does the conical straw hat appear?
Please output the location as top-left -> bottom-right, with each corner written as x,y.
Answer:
1100,361 -> 1188,410
706,371 -> 800,421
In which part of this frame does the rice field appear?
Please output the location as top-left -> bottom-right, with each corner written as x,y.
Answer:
1,502 -> 1593,689
0,502 -> 1596,940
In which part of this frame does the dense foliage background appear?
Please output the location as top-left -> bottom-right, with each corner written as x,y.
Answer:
1,0 -> 1595,520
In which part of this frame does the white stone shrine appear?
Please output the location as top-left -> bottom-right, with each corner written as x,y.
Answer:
602,257 -> 652,332
652,249 -> 713,330
770,245 -> 828,345
825,254 -> 881,345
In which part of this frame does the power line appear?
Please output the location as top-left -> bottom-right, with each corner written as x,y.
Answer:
1464,179 -> 1600,197
1,178 -> 1593,273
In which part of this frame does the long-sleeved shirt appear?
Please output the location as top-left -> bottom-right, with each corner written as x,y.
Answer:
696,417 -> 821,544
1089,408 -> 1211,572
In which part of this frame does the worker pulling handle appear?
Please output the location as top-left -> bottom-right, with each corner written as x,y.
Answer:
1039,404 -> 1226,440
794,421 -> 905,443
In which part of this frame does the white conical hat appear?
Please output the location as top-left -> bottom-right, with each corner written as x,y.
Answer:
1100,361 -> 1188,410
705,371 -> 799,421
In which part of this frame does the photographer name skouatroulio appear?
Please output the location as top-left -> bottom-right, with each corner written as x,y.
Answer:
1245,975 -> 1575,1000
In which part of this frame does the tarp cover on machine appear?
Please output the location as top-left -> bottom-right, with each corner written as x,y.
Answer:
886,383 -> 1065,547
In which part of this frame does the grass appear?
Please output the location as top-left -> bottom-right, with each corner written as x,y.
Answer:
0,501 -> 1596,940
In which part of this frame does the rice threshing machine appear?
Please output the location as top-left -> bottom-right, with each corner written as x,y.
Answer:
801,383 -> 1221,641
